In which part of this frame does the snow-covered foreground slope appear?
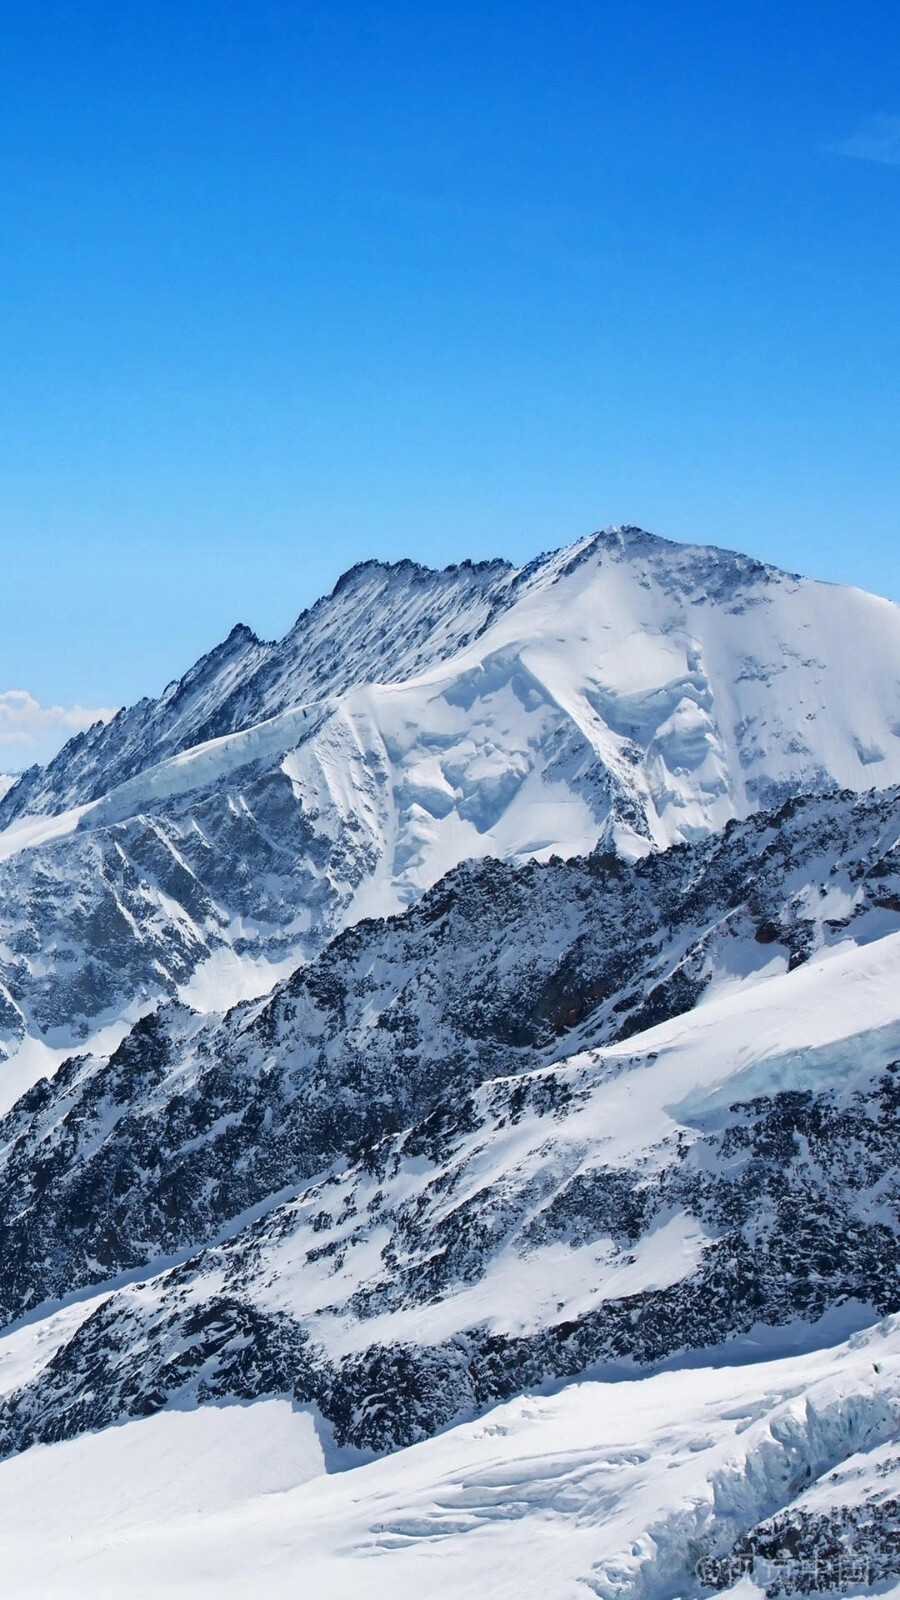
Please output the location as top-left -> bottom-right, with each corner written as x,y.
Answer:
3,1320 -> 900,1598
1,526 -> 900,1064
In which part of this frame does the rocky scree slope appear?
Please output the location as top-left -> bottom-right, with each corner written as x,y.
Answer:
5,1021 -> 900,1464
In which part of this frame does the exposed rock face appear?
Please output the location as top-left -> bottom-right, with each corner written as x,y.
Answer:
706,1499 -> 900,1594
1,1025 -> 900,1462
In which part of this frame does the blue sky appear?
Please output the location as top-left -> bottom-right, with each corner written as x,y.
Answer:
0,0 -> 898,764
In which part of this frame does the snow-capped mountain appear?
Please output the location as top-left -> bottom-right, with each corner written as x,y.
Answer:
2,526 -> 900,1597
1,525 -> 900,1064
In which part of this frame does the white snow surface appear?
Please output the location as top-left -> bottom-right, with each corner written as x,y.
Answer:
2,1319 -> 900,1598
0,799 -> 92,861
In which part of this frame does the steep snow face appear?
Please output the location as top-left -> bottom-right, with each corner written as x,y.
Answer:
356,525 -> 900,862
10,527 -> 900,856
0,556 -> 519,825
0,528 -> 899,1053
7,526 -> 900,854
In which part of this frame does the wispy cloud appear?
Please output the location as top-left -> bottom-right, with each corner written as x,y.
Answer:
0,691 -> 117,773
829,114 -> 900,166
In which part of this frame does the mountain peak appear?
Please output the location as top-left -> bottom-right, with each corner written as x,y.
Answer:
0,523 -> 895,838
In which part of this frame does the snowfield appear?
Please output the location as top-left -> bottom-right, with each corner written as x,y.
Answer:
2,1320 -> 900,1598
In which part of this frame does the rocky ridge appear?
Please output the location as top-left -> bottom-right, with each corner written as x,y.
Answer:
0,785 -> 897,1465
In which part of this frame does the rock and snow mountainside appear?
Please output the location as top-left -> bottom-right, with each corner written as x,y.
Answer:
0,782 -> 898,1331
2,527 -> 900,1596
0,784 -> 899,1595
0,554 -> 517,821
1,525 -> 900,1062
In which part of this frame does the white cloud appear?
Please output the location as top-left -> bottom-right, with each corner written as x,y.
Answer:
0,690 -> 117,774
829,114 -> 900,166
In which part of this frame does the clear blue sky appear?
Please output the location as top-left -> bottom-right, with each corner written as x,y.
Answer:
0,0 -> 898,751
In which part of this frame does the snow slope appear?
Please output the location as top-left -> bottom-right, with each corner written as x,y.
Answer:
2,1320 -> 900,1598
